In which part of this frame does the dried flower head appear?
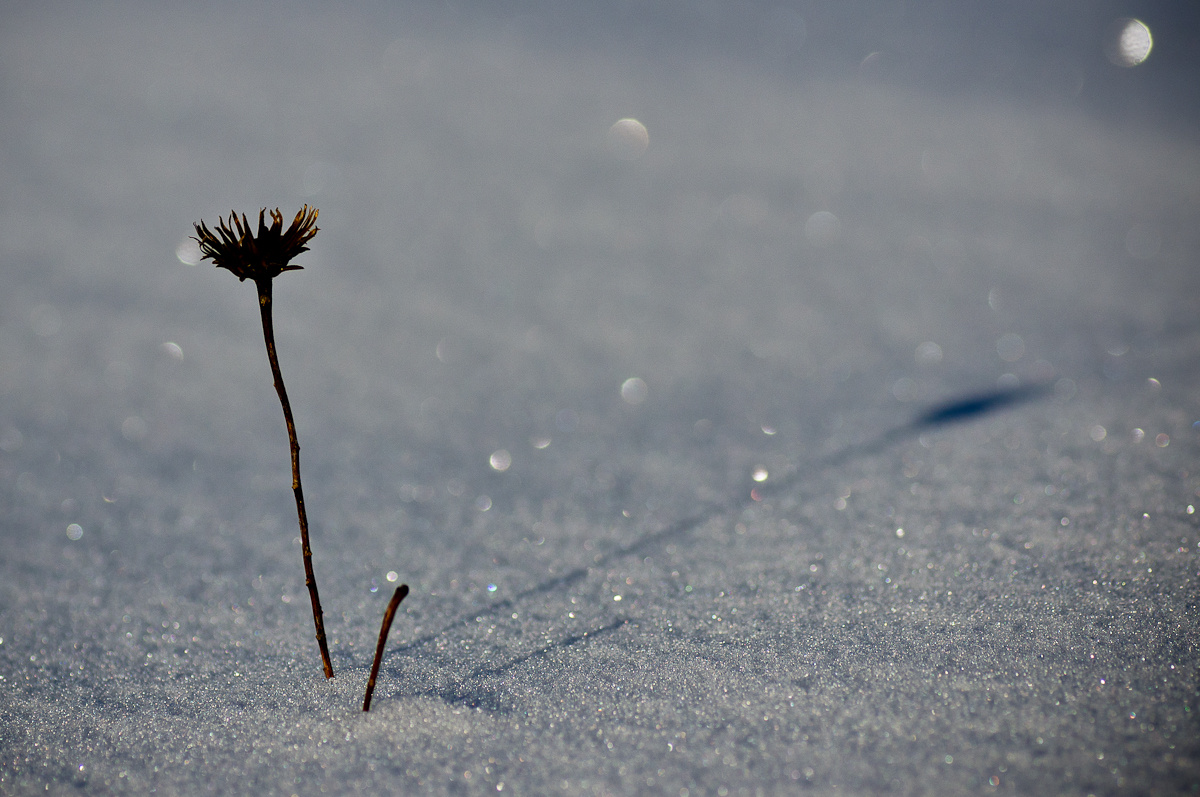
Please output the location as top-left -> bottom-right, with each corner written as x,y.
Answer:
193,206 -> 319,282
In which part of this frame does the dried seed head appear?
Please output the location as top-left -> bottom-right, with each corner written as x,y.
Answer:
193,206 -> 319,282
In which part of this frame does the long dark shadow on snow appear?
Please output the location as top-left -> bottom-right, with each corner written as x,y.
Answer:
395,619 -> 628,712
393,382 -> 1051,656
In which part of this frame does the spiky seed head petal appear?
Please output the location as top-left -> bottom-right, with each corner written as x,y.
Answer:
192,206 -> 319,282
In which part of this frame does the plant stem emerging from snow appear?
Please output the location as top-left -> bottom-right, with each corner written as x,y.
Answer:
257,278 -> 335,679
363,584 -> 409,711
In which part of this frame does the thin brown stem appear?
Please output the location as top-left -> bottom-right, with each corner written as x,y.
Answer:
256,279 -> 335,679
363,584 -> 409,712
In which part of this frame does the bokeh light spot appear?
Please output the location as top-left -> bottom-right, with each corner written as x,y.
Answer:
176,238 -> 202,265
996,333 -> 1025,362
121,416 -> 149,443
915,341 -> 943,366
621,377 -> 648,405
1106,19 -> 1152,67
892,377 -> 919,402
489,449 -> 512,472
607,118 -> 649,161
804,211 -> 841,247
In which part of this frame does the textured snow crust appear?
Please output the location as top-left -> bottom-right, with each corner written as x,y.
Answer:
1,3 -> 1198,794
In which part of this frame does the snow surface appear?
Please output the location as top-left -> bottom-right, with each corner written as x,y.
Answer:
1,2 -> 1198,794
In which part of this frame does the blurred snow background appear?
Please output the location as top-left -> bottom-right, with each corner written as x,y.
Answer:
1,1 -> 1198,794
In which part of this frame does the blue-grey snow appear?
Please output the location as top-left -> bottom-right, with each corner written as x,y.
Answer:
1,2 -> 1197,794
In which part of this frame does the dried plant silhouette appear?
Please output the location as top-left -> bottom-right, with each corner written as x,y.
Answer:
363,584 -> 409,711
193,207 -> 334,679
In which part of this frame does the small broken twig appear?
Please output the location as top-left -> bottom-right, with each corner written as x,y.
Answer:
363,584 -> 410,712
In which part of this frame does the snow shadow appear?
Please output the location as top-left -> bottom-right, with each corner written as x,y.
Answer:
379,383 -> 1051,710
